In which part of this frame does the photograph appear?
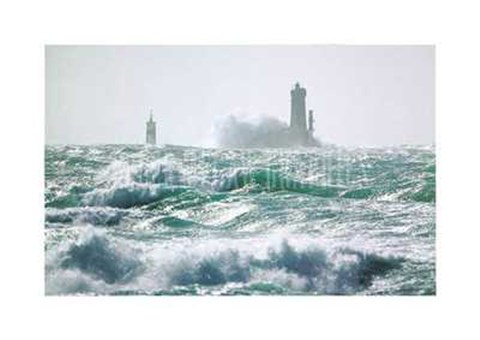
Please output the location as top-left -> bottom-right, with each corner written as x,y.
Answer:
44,45 -> 435,296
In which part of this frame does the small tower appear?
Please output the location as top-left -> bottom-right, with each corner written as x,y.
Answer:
145,109 -> 157,145
308,109 -> 314,135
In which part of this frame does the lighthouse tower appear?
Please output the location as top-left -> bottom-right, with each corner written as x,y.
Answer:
290,82 -> 308,144
145,109 -> 157,145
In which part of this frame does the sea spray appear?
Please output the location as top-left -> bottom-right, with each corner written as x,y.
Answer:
213,113 -> 291,148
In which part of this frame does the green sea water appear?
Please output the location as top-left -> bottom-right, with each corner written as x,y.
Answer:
45,144 -> 435,295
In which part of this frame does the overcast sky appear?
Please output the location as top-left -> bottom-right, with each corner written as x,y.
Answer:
46,45 -> 434,146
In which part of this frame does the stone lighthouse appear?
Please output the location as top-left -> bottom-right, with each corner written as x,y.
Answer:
290,82 -> 308,144
145,109 -> 157,145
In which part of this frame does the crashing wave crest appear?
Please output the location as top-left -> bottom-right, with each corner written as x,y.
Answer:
46,228 -> 403,295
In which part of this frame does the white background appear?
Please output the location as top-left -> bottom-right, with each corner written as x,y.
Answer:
1,0 -> 479,339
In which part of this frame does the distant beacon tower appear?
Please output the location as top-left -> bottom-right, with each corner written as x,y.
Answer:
290,82 -> 308,143
308,109 -> 314,136
145,109 -> 157,145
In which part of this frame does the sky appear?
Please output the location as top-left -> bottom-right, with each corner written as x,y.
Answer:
45,45 -> 434,147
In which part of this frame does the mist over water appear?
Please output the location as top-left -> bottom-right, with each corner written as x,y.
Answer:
45,144 -> 435,295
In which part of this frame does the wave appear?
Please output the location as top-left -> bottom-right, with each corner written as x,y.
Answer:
97,160 -> 184,186
82,183 -> 191,208
402,180 -> 435,203
45,207 -> 127,227
46,228 -> 143,294
212,167 -> 344,197
46,228 -> 404,295
166,240 -> 403,294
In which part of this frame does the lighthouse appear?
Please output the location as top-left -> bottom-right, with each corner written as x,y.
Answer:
289,82 -> 314,145
145,109 -> 157,145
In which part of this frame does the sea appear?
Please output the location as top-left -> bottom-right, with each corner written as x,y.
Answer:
45,144 -> 435,295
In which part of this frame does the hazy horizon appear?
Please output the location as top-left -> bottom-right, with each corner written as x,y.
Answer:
46,45 -> 434,147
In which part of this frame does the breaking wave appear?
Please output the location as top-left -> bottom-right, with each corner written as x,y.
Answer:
165,240 -> 403,294
45,207 -> 127,226
45,228 -> 143,294
83,183 -> 190,208
46,228 -> 404,295
213,113 -> 292,148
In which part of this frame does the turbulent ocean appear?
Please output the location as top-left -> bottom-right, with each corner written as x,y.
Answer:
45,144 -> 435,295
